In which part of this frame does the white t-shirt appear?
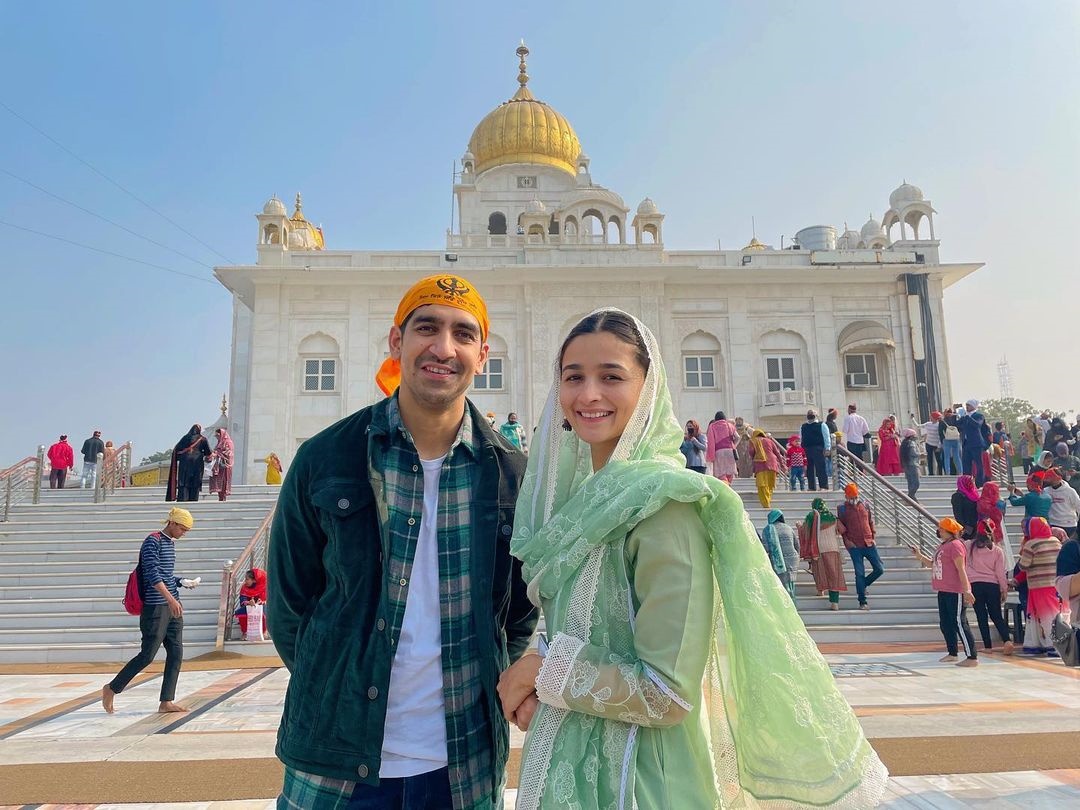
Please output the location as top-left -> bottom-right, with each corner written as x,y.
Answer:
1047,483 -> 1080,528
380,454 -> 448,777
842,413 -> 870,443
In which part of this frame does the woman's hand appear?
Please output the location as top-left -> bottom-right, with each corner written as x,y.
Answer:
512,692 -> 540,732
497,653 -> 543,721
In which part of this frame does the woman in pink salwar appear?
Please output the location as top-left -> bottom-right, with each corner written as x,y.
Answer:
706,410 -> 738,483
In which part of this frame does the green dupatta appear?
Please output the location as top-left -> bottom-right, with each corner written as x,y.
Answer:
510,309 -> 886,809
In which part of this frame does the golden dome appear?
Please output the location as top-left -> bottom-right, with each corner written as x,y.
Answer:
467,42 -> 581,177
288,192 -> 325,250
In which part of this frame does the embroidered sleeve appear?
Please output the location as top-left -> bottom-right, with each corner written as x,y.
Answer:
534,502 -> 712,728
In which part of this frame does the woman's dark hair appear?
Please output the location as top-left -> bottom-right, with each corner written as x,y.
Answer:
245,569 -> 257,581
973,525 -> 994,551
559,310 -> 650,373
715,410 -> 725,421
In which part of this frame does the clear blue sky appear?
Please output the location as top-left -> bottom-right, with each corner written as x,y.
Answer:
2,1 -> 1078,465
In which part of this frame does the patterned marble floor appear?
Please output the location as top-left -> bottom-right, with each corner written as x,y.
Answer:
2,650 -> 1080,806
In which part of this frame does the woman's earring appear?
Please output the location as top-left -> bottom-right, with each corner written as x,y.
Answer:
562,418 -> 572,432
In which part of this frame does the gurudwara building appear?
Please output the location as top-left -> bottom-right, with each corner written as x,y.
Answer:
215,44 -> 982,484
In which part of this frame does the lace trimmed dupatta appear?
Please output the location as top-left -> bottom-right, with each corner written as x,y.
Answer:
510,309 -> 886,809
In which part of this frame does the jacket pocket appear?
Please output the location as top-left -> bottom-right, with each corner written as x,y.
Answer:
311,480 -> 380,571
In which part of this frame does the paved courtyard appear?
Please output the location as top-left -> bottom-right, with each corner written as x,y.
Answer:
2,646 -> 1080,807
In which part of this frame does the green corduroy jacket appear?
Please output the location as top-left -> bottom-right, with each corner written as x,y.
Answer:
268,397 -> 538,787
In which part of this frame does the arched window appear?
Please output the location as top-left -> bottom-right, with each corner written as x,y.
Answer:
582,209 -> 604,240
263,224 -> 280,245
681,331 -> 722,390
298,333 -> 340,393
759,330 -> 809,393
488,212 -> 507,235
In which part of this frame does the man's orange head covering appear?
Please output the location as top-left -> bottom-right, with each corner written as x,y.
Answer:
375,274 -> 489,396
844,482 -> 859,499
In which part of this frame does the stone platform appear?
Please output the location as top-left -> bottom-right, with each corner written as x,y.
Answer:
2,645 -> 1080,807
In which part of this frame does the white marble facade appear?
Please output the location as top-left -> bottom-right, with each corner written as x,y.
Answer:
215,47 -> 982,484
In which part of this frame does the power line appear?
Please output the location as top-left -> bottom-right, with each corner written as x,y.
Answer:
0,166 -> 212,269
0,98 -> 238,265
0,219 -> 217,285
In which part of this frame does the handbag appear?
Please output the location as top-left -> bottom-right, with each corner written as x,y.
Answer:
1050,613 -> 1080,666
245,603 -> 266,642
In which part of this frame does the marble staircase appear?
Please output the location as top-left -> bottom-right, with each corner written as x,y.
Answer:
0,485 -> 278,662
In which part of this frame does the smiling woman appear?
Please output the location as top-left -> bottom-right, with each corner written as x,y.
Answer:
500,308 -> 887,809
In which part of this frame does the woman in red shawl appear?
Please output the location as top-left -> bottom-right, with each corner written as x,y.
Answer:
976,481 -> 1005,543
208,428 -> 234,502
875,417 -> 902,475
235,568 -> 267,637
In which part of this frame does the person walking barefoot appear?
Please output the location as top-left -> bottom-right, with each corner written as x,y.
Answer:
933,518 -> 978,667
103,507 -> 200,714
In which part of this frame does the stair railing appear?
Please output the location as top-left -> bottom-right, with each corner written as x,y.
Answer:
989,445 -> 1014,488
94,442 -> 133,503
831,444 -> 941,564
215,505 -> 276,649
1,446 -> 45,522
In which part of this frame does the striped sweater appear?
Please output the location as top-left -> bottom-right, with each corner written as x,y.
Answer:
1019,536 -> 1062,590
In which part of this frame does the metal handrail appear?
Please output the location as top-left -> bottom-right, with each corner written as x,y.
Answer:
1,447 -> 44,522
989,445 -> 1014,488
94,442 -> 133,503
831,444 -> 941,563
215,505 -> 276,649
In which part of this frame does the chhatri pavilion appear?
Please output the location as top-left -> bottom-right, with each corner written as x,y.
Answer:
215,43 -> 981,483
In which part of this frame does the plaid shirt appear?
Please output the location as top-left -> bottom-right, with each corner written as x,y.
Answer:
281,395 -> 497,809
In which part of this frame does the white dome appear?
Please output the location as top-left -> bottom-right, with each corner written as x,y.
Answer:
860,217 -> 885,238
577,151 -> 590,164
462,150 -> 475,162
525,198 -> 546,214
263,195 -> 286,216
839,229 -> 861,248
889,182 -> 924,209
637,197 -> 659,215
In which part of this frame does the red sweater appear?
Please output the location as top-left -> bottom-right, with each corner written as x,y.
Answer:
837,501 -> 876,548
786,445 -> 806,468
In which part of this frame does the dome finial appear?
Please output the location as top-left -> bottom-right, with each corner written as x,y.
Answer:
294,192 -> 303,218
516,40 -> 529,88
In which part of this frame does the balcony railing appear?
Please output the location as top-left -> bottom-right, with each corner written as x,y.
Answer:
759,389 -> 816,409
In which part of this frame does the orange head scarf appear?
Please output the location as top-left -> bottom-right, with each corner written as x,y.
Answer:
375,274 -> 490,396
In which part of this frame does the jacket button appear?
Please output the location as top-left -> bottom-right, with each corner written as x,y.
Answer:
337,498 -> 350,509
412,465 -> 419,472
376,618 -> 386,631
367,686 -> 379,700
357,764 -> 369,778
407,517 -> 416,526
399,578 -> 408,586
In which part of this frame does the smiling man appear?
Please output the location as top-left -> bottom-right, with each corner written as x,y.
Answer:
271,274 -> 538,810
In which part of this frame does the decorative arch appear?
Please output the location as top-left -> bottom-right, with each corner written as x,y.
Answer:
680,330 -> 723,391
758,328 -> 810,393
581,208 -> 604,238
298,332 -> 341,393
262,223 -> 280,245
606,215 -> 623,245
488,211 -> 507,235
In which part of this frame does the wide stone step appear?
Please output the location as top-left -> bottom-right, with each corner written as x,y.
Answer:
0,566 -> 226,587
0,639 -> 220,663
804,623 -> 941,643
0,548 -> 250,564
797,593 -> 933,610
0,513 -> 272,530
0,527 -> 262,543
0,608 -> 220,629
795,607 -> 940,625
0,624 -> 218,645
796,579 -> 935,594
0,593 -> 221,613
